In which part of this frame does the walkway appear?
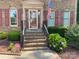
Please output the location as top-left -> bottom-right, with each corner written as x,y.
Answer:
0,48 -> 61,59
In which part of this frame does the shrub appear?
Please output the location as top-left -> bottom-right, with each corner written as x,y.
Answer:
0,32 -> 8,40
8,42 -> 14,50
48,33 -> 67,52
8,31 -> 20,41
47,27 -> 67,37
65,25 -> 79,49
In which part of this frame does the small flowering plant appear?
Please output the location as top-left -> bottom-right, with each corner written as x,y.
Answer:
48,33 -> 67,52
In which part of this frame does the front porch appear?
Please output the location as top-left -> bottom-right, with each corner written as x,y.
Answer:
22,0 -> 44,30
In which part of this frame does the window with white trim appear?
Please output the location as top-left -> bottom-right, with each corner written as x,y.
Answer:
64,11 -> 70,27
10,8 -> 17,26
48,12 -> 55,26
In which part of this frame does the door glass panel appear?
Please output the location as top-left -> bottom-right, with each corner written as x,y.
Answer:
29,10 -> 38,29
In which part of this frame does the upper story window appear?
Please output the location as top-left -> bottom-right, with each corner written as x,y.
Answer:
10,8 -> 17,26
63,11 -> 70,27
48,11 -> 55,27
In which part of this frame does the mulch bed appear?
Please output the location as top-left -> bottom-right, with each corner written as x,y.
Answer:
0,39 -> 21,56
58,47 -> 79,59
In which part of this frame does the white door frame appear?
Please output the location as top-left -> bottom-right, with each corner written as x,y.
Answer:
28,9 -> 38,29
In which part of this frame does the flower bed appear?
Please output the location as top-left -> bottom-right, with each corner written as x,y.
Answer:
0,40 -> 21,55
0,31 -> 21,55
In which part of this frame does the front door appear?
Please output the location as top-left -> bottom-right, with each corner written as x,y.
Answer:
28,9 -> 38,29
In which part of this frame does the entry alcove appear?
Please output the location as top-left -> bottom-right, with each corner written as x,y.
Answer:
22,0 -> 44,29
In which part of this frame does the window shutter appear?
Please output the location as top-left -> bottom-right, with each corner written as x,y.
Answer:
5,9 -> 9,26
55,10 -> 59,26
70,11 -> 75,25
0,9 -> 2,27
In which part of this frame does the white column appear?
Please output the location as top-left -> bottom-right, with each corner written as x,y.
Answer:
41,8 -> 43,28
23,7 -> 25,35
75,0 -> 77,25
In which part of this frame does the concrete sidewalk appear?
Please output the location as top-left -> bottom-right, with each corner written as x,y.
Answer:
0,48 -> 61,59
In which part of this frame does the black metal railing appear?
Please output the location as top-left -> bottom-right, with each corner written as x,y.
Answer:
20,20 -> 26,48
42,24 -> 49,36
42,24 -> 49,46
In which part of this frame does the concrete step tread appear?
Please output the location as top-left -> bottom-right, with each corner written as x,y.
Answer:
24,42 -> 47,45
22,47 -> 49,51
25,31 -> 44,33
24,43 -> 47,47
25,36 -> 46,39
24,40 -> 47,43
24,39 -> 47,43
26,29 -> 42,32
24,45 -> 47,47
25,35 -> 46,37
24,36 -> 46,39
24,34 -> 45,36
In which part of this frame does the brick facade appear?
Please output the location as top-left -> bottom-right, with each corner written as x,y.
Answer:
0,0 -> 77,31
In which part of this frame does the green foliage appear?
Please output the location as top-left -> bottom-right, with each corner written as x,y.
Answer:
48,33 -> 67,52
47,27 -> 68,37
8,31 -> 20,41
8,42 -> 14,50
0,32 -> 8,40
65,25 -> 79,49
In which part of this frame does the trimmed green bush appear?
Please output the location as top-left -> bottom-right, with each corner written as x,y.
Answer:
8,31 -> 20,41
65,25 -> 79,49
0,32 -> 8,40
47,27 -> 68,37
48,33 -> 67,52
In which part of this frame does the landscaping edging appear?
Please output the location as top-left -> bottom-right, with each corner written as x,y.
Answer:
0,51 -> 21,56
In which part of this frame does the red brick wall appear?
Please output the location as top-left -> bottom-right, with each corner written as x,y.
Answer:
44,0 -> 76,27
44,10 -> 76,26
0,9 -> 2,27
70,11 -> 75,26
0,9 -> 2,30
5,9 -> 9,27
55,10 -> 59,26
43,10 -> 48,26
18,8 -> 23,28
5,9 -> 10,31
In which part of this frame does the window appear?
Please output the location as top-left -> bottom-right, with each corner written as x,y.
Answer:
64,11 -> 70,27
10,9 -> 17,26
48,12 -> 55,26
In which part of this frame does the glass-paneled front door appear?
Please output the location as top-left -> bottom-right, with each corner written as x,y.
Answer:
28,9 -> 38,29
